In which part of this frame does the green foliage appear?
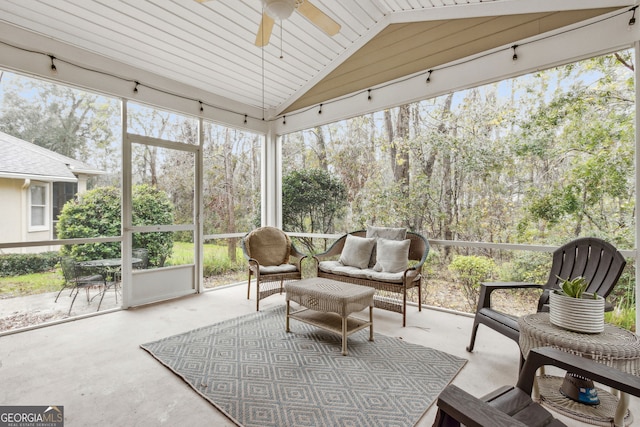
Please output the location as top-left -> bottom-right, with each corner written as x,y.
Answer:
57,186 -> 121,260
556,276 -> 592,298
448,255 -> 496,310
0,252 -> 61,277
132,184 -> 175,267
282,169 -> 348,252
499,252 -> 550,284
449,255 -> 497,286
166,241 -> 243,276
0,271 -> 63,297
606,297 -> 636,332
57,184 -> 174,267
610,266 -> 636,307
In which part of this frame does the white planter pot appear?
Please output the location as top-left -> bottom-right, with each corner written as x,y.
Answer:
549,291 -> 605,333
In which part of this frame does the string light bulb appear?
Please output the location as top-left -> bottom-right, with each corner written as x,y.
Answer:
244,114 -> 248,124
133,81 -> 139,94
318,103 -> 322,114
283,115 -> 286,125
49,55 -> 57,75
512,45 -> 518,61
426,70 -> 433,83
630,6 -> 637,26
199,101 -> 204,113
367,89 -> 372,101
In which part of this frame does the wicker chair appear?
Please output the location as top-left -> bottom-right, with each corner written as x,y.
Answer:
433,347 -> 640,427
466,237 -> 626,362
241,226 -> 307,311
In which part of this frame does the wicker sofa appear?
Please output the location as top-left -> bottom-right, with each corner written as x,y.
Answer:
313,227 -> 429,326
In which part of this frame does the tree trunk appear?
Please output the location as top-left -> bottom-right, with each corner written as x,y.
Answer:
313,126 -> 329,172
439,94 -> 454,258
224,128 -> 237,262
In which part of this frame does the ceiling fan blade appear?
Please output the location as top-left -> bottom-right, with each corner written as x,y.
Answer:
297,1 -> 340,36
255,12 -> 275,47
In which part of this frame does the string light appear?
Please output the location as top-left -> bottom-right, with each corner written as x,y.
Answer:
244,114 -> 248,124
367,89 -> 372,101
512,45 -> 518,61
0,40 -> 262,123
630,6 -> 637,26
283,115 -> 286,125
133,81 -> 139,94
199,101 -> 203,113
49,55 -> 57,75
0,5 -> 623,127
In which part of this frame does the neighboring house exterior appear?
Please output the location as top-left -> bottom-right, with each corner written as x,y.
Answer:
0,131 -> 103,252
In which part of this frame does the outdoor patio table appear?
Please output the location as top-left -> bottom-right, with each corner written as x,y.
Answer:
77,257 -> 143,269
285,277 -> 375,356
518,312 -> 640,427
77,257 -> 143,282
78,258 -> 142,272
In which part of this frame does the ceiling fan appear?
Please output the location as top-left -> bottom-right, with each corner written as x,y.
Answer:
195,0 -> 341,47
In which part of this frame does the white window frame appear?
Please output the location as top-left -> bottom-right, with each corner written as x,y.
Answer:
28,182 -> 49,232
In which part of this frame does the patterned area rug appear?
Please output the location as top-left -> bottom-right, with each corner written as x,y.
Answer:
141,306 -> 467,427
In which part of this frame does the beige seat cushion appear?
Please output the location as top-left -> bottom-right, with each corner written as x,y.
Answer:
244,226 -> 291,266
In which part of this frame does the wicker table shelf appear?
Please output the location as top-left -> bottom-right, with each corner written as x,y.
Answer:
518,313 -> 640,427
285,277 -> 375,356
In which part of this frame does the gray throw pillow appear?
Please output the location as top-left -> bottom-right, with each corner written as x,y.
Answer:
373,238 -> 410,273
366,225 -> 407,241
339,235 -> 376,269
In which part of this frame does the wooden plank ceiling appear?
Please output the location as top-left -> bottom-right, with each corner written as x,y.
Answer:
285,8 -> 620,113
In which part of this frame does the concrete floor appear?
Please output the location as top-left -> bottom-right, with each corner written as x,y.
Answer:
0,283 -> 638,426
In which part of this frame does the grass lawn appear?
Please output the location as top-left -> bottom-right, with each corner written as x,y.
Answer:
0,241 -> 245,298
0,271 -> 63,298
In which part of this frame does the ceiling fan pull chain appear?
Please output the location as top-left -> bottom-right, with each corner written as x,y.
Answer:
280,20 -> 284,59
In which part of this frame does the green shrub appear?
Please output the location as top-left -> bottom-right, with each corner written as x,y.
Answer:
282,169 -> 347,253
448,255 -> 496,310
0,252 -> 61,277
132,184 -> 174,267
421,249 -> 441,278
499,251 -> 551,284
57,184 -> 174,266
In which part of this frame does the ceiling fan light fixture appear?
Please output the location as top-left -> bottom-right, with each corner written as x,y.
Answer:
264,0 -> 295,20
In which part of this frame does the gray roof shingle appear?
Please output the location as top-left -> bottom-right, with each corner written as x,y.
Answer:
0,131 -> 103,181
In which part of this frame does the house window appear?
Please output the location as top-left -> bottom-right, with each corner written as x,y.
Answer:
29,183 -> 48,230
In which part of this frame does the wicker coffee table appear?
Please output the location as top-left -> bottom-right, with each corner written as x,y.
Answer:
519,313 -> 640,427
285,277 -> 375,356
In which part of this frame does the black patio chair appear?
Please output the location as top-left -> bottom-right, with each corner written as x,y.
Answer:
132,248 -> 149,269
433,347 -> 640,427
466,237 -> 626,361
55,257 -> 107,315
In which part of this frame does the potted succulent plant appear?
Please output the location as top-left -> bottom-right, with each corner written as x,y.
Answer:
548,276 -> 605,333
